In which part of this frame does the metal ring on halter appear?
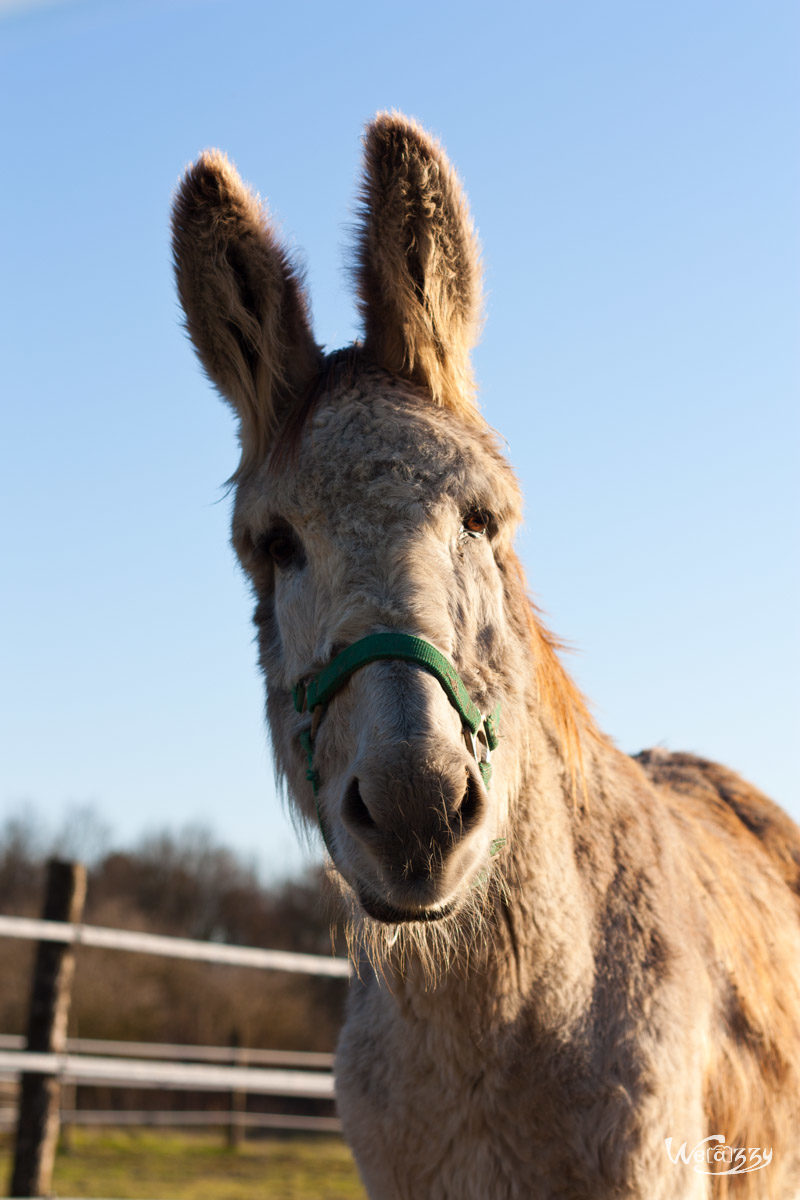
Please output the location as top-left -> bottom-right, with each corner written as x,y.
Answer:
465,725 -> 491,768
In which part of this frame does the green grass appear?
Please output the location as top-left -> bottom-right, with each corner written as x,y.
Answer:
0,1128 -> 367,1199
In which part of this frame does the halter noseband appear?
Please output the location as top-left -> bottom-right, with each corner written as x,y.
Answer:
292,633 -> 501,801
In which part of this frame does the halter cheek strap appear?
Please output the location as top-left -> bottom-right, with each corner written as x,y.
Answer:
292,633 -> 501,801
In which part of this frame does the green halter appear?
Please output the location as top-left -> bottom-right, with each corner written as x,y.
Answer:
292,633 -> 501,802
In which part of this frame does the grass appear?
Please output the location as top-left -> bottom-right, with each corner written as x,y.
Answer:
0,1128 -> 368,1199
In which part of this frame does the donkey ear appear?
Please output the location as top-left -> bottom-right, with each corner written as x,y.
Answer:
354,114 -> 483,417
172,151 -> 320,465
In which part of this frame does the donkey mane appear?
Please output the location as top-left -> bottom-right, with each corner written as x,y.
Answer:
501,547 -> 599,800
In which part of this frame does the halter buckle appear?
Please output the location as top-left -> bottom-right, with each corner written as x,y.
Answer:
465,723 -> 491,770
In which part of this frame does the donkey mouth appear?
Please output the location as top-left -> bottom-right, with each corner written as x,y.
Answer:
357,887 -> 458,924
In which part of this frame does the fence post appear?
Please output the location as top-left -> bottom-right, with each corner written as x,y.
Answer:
226,1027 -> 246,1149
9,858 -> 87,1198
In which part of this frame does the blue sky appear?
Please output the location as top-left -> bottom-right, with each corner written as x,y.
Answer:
1,0 -> 797,879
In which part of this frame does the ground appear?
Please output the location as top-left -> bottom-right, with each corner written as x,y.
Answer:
0,1128 -> 367,1199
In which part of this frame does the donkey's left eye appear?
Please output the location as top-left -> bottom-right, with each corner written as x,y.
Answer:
462,509 -> 491,538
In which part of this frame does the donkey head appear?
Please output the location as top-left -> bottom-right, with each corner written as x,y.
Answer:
172,116 -> 543,940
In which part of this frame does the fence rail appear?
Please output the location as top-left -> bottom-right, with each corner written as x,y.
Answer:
0,1051 -> 334,1098
0,914 -> 351,977
0,1034 -> 334,1070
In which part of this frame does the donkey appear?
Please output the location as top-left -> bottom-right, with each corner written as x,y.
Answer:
172,114 -> 800,1199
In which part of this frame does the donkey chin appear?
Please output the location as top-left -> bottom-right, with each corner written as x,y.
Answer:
334,757 -> 491,925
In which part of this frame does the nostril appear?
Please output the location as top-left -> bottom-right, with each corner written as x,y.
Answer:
458,771 -> 484,834
342,776 -> 377,833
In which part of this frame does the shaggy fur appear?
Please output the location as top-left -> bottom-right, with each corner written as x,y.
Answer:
172,114 -> 800,1199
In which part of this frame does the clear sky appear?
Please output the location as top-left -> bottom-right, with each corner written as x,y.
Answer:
1,0 -> 797,881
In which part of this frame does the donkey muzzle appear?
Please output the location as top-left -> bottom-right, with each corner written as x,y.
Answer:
342,747 -> 488,919
344,748 -> 484,862
293,633 -> 500,918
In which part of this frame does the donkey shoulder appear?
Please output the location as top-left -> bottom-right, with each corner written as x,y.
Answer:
634,747 -> 800,899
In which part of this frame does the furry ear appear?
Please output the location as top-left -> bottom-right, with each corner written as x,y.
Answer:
354,113 -> 483,418
172,151 -> 320,467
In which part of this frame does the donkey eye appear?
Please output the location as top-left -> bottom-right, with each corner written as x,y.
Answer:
258,529 -> 303,570
462,509 -> 491,538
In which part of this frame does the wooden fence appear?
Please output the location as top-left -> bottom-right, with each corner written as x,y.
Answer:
0,859 -> 351,1198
